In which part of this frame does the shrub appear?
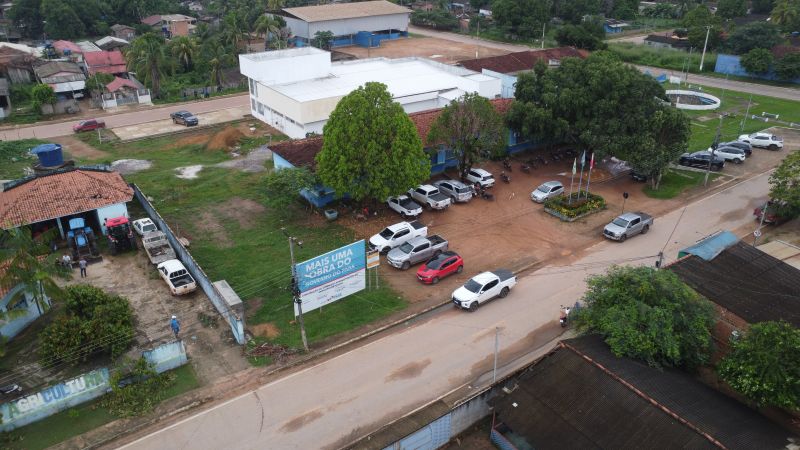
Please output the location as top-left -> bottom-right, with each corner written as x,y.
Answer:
102,357 -> 177,417
740,48 -> 773,74
544,191 -> 606,219
39,284 -> 135,365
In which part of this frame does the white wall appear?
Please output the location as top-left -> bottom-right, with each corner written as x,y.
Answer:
306,14 -> 409,38
281,16 -> 309,39
239,48 -> 331,85
95,202 -> 130,235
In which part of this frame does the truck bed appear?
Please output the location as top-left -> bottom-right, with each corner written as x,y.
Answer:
492,269 -> 515,282
428,235 -> 447,246
409,220 -> 425,230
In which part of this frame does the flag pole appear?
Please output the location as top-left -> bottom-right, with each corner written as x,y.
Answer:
576,150 -> 586,200
568,157 -> 576,205
585,152 -> 595,199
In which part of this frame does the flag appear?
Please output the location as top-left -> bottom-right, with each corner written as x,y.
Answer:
572,157 -> 576,175
589,153 -> 595,170
580,150 -> 586,168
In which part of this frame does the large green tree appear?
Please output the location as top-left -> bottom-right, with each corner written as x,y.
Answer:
726,22 -> 783,55
427,93 -> 506,179
718,321 -> 800,410
316,82 -> 429,203
508,52 -> 683,177
169,36 -> 197,73
625,106 -> 691,190
264,167 -> 316,211
740,48 -> 774,74
255,14 -> 283,50
41,0 -> 85,39
753,0 -> 776,13
126,33 -> 170,98
492,0 -> 553,39
716,0 -> 748,18
768,148 -> 800,218
552,0 -> 601,23
575,266 -> 715,369
554,21 -> 606,50
774,52 -> 800,80
683,5 -> 723,50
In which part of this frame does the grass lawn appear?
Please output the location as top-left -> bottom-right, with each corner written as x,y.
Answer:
684,84 -> 800,152
0,139 -> 47,180
1,364 -> 199,450
608,42 -> 718,74
644,168 -> 719,199
73,130 -> 407,351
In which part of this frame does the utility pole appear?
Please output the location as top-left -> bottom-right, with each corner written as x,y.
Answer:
283,228 -> 309,352
699,26 -> 711,72
492,327 -> 499,383
541,22 -> 546,49
704,114 -> 723,187
740,94 -> 753,134
753,202 -> 768,246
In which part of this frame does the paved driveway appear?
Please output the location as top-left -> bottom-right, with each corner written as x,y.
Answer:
112,106 -> 250,141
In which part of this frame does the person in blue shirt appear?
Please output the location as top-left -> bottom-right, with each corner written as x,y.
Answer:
170,315 -> 180,338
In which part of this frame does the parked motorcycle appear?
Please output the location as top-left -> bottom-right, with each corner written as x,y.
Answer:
559,306 -> 572,328
521,164 -> 531,173
500,171 -> 511,183
503,159 -> 512,171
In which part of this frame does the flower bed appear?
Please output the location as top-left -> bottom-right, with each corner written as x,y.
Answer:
544,191 -> 606,222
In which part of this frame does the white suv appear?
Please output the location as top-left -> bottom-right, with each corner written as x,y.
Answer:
465,168 -> 495,188
705,146 -> 746,164
738,133 -> 783,150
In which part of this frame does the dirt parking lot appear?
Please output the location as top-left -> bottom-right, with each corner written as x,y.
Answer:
73,242 -> 249,385
346,127 -> 800,306
337,36 -> 508,64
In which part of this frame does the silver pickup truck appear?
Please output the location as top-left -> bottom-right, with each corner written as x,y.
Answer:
142,231 -> 176,265
603,212 -> 653,242
387,235 -> 448,270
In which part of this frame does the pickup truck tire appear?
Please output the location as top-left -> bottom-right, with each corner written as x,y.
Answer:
450,195 -> 456,203
619,233 -> 627,242
469,302 -> 478,312
734,158 -> 742,164
499,287 -> 509,298
380,247 -> 390,255
769,144 -> 778,150
641,225 -> 649,234
401,261 -> 410,270
431,276 -> 439,284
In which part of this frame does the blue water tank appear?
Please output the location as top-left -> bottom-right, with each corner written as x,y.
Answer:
31,143 -> 64,167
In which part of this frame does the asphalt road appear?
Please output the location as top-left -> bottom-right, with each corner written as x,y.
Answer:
116,169 -> 772,449
408,26 -> 800,101
0,94 -> 249,141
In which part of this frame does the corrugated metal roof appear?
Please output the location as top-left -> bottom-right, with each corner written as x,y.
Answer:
282,0 -> 410,23
491,336 -> 797,450
669,241 -> 800,327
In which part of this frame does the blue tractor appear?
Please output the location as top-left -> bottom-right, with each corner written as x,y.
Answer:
66,218 -> 100,261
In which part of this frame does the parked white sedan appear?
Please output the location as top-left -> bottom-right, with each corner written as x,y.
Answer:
530,181 -> 565,203
132,218 -> 157,236
738,133 -> 783,150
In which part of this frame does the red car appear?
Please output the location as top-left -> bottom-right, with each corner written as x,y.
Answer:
754,200 -> 788,225
73,119 -> 106,133
417,251 -> 463,284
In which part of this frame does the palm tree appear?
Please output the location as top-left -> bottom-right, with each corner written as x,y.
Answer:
203,41 -> 232,87
126,33 -> 170,98
267,0 -> 284,10
222,12 -> 246,54
771,0 -> 800,29
255,15 -> 282,50
0,227 -> 67,317
170,36 -> 197,72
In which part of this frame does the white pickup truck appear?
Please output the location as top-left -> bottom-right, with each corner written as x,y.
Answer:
369,220 -> 428,254
142,231 -> 176,265
452,269 -> 517,311
157,259 -> 197,296
409,185 -> 451,210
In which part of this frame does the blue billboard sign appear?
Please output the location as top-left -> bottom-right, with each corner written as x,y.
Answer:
294,240 -> 366,315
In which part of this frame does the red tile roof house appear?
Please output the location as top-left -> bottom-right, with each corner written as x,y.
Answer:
268,99 -> 513,207
82,50 -> 127,76
0,167 -> 134,239
52,40 -> 84,61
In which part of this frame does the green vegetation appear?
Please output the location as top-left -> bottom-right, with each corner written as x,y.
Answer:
544,191 -> 606,220
575,266 -> 715,369
0,364 -> 198,450
643,169 -> 719,199
75,128 -> 407,352
768,150 -> 800,219
39,284 -> 135,365
740,48 -> 774,75
0,139 -> 45,180
103,357 -> 178,417
684,85 -> 800,152
718,321 -> 800,410
317,82 -> 428,203
607,42 -> 718,73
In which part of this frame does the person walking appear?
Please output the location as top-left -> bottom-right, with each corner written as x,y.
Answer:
79,258 -> 87,278
170,315 -> 180,339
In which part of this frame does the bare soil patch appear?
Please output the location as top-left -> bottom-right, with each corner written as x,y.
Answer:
251,322 -> 281,339
337,36 -> 508,64
215,197 -> 266,229
196,210 -> 234,248
208,127 -> 245,151
51,135 -> 110,161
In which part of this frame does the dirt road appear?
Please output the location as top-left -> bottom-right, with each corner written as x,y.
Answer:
110,152 -> 782,449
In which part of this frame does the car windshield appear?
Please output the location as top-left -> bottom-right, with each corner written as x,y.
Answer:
536,184 -> 550,192
398,242 -> 413,254
464,279 -> 483,293
456,186 -> 471,193
143,224 -> 156,232
426,257 -> 444,269
612,217 -> 629,227
379,228 -> 394,239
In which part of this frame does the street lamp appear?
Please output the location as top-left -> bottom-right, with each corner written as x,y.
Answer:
699,25 -> 712,72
